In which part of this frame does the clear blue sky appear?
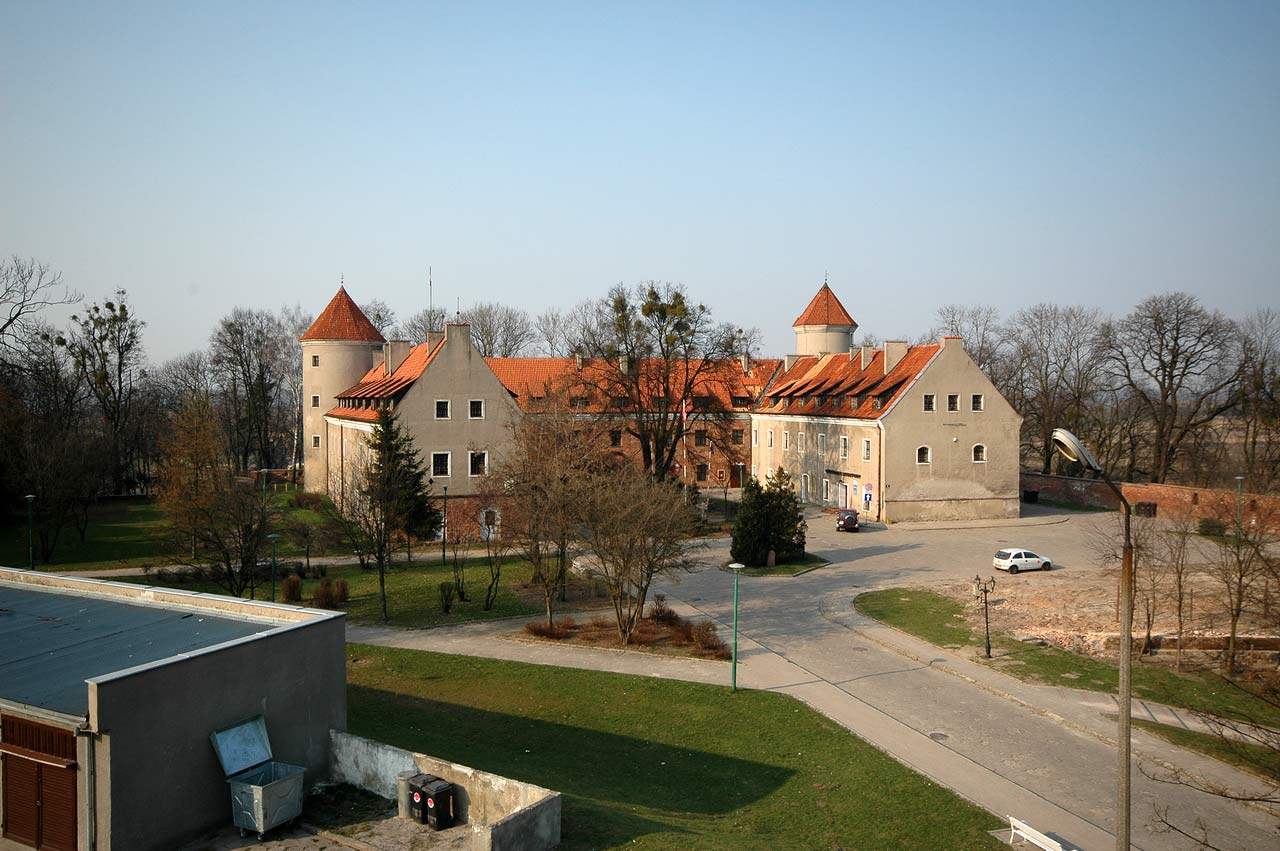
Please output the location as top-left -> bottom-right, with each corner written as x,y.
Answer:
3,1 -> 1277,361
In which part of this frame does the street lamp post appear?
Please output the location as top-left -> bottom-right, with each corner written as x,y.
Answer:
1235,475 -> 1245,549
1052,428 -> 1132,851
267,533 -> 281,602
973,574 -> 996,659
441,484 -> 448,564
729,562 -> 745,691
25,494 -> 35,570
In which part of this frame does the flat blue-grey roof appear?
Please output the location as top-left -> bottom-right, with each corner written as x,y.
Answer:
0,583 -> 277,717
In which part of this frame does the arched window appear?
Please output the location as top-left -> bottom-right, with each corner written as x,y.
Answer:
973,444 -> 986,463
916,446 -> 931,464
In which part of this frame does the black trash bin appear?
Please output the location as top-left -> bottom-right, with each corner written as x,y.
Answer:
422,776 -> 455,830
407,774 -> 437,824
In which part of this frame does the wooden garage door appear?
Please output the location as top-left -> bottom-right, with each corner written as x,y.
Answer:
1,715 -> 77,851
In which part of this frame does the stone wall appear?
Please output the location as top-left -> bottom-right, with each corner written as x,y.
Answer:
1020,472 -> 1280,525
328,731 -> 561,851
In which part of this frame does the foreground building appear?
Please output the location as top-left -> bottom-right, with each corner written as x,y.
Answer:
751,285 -> 1021,521
0,568 -> 345,851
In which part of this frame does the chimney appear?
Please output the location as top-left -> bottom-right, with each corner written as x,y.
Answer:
618,354 -> 629,374
860,346 -> 874,370
740,353 -> 750,374
941,335 -> 963,350
574,350 -> 583,371
382,341 -> 411,374
883,340 -> 908,375
784,354 -> 799,371
426,330 -> 445,350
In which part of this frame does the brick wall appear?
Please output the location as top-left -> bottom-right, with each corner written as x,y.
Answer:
1020,471 -> 1280,523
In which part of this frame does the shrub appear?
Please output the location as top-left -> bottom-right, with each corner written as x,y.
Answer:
589,615 -> 612,630
291,491 -> 327,511
281,575 -> 303,602
439,582 -> 455,613
691,619 -> 727,656
1198,517 -> 1227,537
293,562 -> 308,580
334,578 -> 350,604
649,594 -> 680,626
559,616 -> 577,630
667,618 -> 695,643
524,620 -> 572,639
313,578 -> 337,609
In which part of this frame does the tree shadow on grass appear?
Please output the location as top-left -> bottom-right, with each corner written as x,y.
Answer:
346,684 -> 793,845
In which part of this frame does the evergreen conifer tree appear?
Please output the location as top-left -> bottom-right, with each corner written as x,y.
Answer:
730,475 -> 770,566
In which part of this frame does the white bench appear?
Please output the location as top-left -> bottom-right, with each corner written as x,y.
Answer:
1008,816 -> 1065,851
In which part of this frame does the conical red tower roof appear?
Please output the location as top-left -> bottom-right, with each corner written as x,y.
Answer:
792,283 -> 855,328
300,287 -> 386,343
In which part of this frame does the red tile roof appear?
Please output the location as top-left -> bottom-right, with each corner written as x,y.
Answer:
759,345 -> 940,420
300,287 -> 386,343
335,338 -> 444,402
793,284 -> 856,328
324,406 -> 380,422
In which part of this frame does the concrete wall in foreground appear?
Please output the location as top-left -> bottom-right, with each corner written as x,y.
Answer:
89,615 -> 347,851
329,731 -> 561,851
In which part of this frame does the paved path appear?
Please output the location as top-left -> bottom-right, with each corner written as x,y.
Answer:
349,508 -> 1278,851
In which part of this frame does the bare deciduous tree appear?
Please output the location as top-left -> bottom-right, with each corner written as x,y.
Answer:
359,299 -> 397,335
399,307 -> 448,344
0,256 -> 78,352
461,302 -> 535,357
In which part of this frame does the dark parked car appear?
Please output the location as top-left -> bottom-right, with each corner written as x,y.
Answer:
835,509 -> 859,532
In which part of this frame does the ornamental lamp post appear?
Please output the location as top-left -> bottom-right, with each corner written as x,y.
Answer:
442,484 -> 449,564
973,574 -> 996,659
267,533 -> 281,602
1052,428 -> 1131,851
25,494 -> 36,570
729,562 -> 745,691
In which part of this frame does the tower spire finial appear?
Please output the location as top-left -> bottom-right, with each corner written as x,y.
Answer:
824,269 -> 829,287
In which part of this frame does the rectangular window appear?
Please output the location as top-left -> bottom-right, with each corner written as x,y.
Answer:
432,452 -> 450,477
822,479 -> 830,501
972,394 -> 985,412
817,433 -> 825,454
767,430 -> 774,448
469,451 -> 487,476
798,432 -> 806,453
469,399 -> 484,419
783,431 -> 790,451
862,438 -> 872,461
610,430 -> 622,447
311,355 -> 320,367
311,395 -> 320,408
947,394 -> 959,412
695,430 -> 708,447
696,463 -> 709,482
752,429 -> 759,447
312,435 -> 320,448
923,393 -> 935,412
732,429 -> 744,445
840,436 -> 849,459
435,400 -> 450,419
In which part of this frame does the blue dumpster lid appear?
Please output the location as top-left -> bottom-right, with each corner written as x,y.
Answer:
210,715 -> 273,777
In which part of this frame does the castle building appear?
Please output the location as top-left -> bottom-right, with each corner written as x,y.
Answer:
301,281 -> 1021,527
750,285 -> 1022,521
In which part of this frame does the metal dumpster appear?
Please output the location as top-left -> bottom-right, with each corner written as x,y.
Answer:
210,715 -> 305,840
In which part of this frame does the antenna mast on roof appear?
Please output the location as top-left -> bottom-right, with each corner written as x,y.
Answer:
429,266 -> 433,327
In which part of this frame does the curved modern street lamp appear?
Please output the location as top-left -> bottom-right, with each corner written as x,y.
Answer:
1052,428 -> 1132,851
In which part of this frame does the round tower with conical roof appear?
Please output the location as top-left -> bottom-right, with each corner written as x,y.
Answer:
301,286 -> 386,493
793,280 -> 858,356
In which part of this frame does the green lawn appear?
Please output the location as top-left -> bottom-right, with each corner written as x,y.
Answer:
1131,719 -> 1280,780
854,589 -> 1280,729
122,556 -> 606,628
346,645 -> 1004,850
726,552 -> 829,577
0,498 -> 171,571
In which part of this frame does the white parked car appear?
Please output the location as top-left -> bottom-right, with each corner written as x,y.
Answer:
993,549 -> 1052,574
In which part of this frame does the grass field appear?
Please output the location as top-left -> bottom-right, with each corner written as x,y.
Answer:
854,588 -> 1280,729
1130,718 -> 1280,780
0,497 -> 172,571
346,645 -> 1004,850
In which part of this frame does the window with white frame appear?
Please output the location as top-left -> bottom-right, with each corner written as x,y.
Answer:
783,431 -> 790,451
312,435 -> 320,448
973,444 -> 986,463
767,430 -> 774,448
947,394 -> 959,412
822,478 -> 830,501
972,394 -> 985,412
311,355 -> 320,367
435,400 -> 450,419
311,395 -> 320,408
840,435 -> 849,459
469,451 -> 488,476
917,446 -> 931,464
923,393 -> 936,412
798,432 -> 806,453
817,433 -> 825,454
469,399 -> 484,419
863,438 -> 872,461
431,452 -> 451,477
752,428 -> 759,447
